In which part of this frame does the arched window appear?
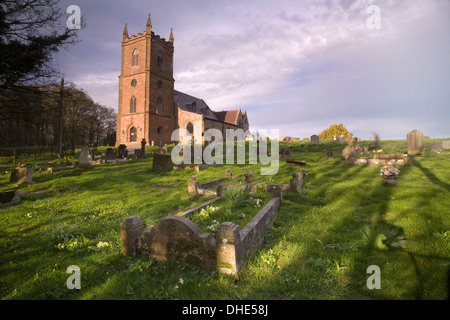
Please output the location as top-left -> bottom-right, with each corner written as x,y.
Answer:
130,127 -> 137,142
132,49 -> 138,66
186,122 -> 193,136
157,51 -> 163,68
130,96 -> 136,113
156,97 -> 163,115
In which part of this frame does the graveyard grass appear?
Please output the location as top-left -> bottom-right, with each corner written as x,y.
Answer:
0,139 -> 449,300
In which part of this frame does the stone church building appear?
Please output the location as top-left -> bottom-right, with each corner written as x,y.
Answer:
116,15 -> 249,147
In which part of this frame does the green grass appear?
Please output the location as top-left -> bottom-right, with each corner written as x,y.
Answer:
0,139 -> 449,300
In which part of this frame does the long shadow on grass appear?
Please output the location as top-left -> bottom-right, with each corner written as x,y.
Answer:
410,157 -> 450,192
237,158 -> 432,299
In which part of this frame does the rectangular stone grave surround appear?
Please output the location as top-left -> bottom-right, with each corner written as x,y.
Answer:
121,189 -> 283,276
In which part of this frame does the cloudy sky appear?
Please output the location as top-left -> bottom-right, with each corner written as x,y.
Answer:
55,0 -> 450,140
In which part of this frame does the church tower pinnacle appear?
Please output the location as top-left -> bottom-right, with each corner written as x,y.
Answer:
123,23 -> 128,40
146,14 -> 152,33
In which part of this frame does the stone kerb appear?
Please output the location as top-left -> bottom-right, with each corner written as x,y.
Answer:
121,171 -> 289,276
0,190 -> 21,204
216,197 -> 282,276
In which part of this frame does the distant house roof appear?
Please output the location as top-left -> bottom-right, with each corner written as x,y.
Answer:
174,90 -> 241,126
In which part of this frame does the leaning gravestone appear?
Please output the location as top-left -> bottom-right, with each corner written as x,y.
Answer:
442,140 -> 450,150
407,130 -> 424,155
78,146 -> 92,170
10,168 -> 33,184
310,135 -> 319,145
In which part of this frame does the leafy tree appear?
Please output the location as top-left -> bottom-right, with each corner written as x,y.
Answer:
0,0 -> 81,89
318,123 -> 350,140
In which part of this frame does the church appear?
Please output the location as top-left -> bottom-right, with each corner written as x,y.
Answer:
115,15 -> 249,147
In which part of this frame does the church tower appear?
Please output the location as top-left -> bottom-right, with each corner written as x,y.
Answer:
116,15 -> 176,146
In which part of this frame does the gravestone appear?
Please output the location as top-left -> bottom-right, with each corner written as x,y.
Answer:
10,168 -> 33,184
289,171 -> 303,193
152,154 -> 173,171
407,130 -> 424,155
427,142 -> 442,152
158,145 -> 167,155
338,135 -> 346,144
441,140 -> 450,150
217,185 -> 227,197
140,139 -> 147,158
106,148 -> 116,160
188,175 -> 199,196
120,216 -> 145,257
279,148 -> 291,159
310,135 -> 319,145
138,216 -> 217,271
225,169 -> 233,178
372,132 -> 380,150
324,150 -> 334,159
118,144 -> 128,159
266,184 -> 283,199
243,171 -> 254,183
78,146 -> 92,170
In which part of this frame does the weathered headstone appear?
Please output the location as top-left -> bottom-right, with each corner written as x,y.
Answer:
266,184 -> 283,199
373,132 -> 380,150
118,144 -> 128,159
442,140 -> 450,150
310,135 -> 319,145
407,130 -> 424,155
158,145 -> 167,155
120,216 -> 145,257
106,148 -> 116,160
140,139 -> 146,158
324,150 -> 334,159
152,154 -> 173,171
289,171 -> 303,193
138,216 -> 217,271
188,175 -> 199,196
10,168 -> 33,184
338,134 -> 346,144
225,169 -> 233,178
279,148 -> 291,159
216,222 -> 244,275
217,185 -> 227,197
427,142 -> 442,153
78,146 -> 92,170
243,171 -> 254,183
